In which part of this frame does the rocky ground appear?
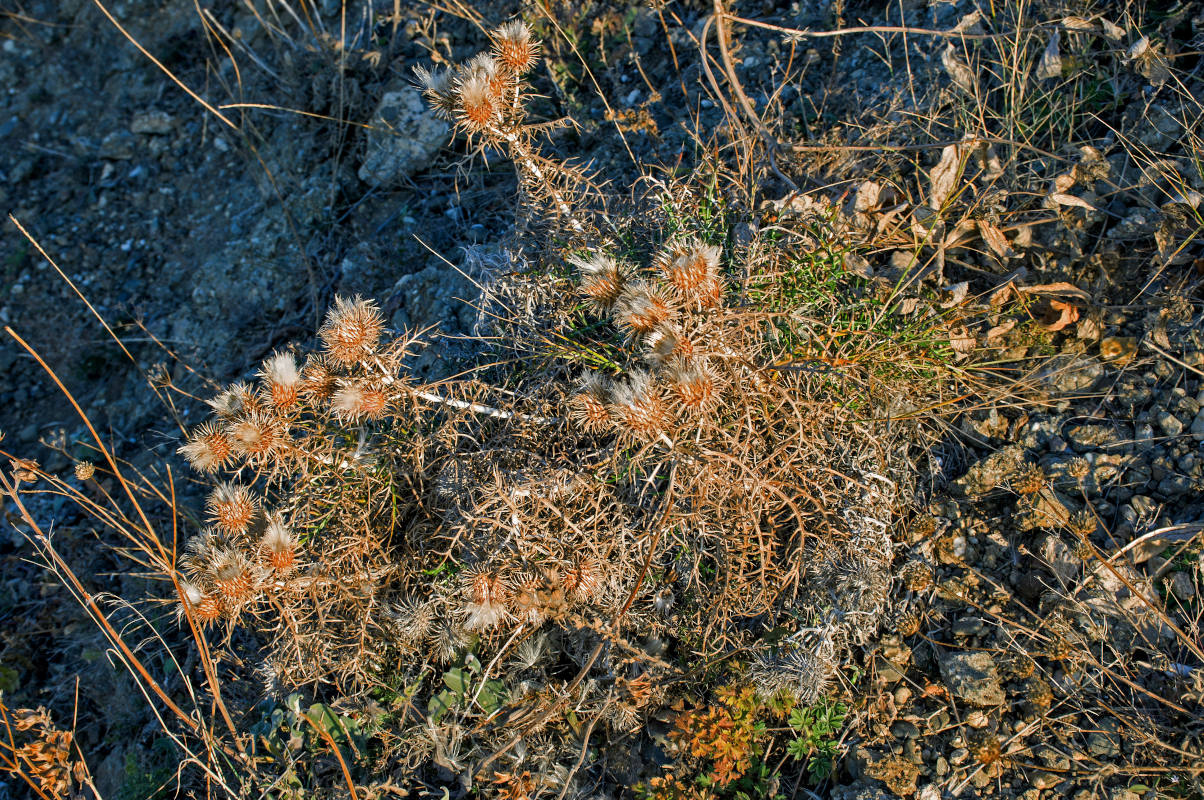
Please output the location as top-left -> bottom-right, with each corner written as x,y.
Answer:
1,0 -> 1202,798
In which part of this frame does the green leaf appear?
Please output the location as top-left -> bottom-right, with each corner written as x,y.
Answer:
428,690 -> 458,722
442,667 -> 470,697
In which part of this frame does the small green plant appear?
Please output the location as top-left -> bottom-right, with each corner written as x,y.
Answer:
785,698 -> 848,781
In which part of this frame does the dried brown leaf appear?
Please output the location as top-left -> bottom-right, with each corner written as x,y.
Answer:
1016,282 -> 1090,301
1036,29 -> 1062,80
1049,192 -> 1097,211
941,44 -> 975,93
977,220 -> 1015,259
949,326 -> 976,359
929,144 -> 964,210
1038,299 -> 1079,331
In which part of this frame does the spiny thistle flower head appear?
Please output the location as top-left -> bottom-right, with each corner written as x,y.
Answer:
664,360 -> 720,413
210,547 -> 256,605
465,53 -> 510,97
73,461 -> 95,481
659,240 -> 724,307
899,559 -> 934,592
330,381 -> 391,421
510,572 -> 547,625
300,355 -> 339,401
179,581 -> 223,625
491,20 -> 539,75
390,597 -> 435,648
207,482 -> 259,534
569,372 -> 613,434
226,409 -> 285,465
207,382 -> 259,419
562,556 -> 604,602
614,282 -> 673,339
413,64 -> 458,120
609,370 -> 669,440
1066,457 -> 1090,481
572,252 -> 631,313
319,296 -> 386,365
454,67 -> 499,133
260,514 -> 298,572
643,325 -> 695,365
259,351 -> 301,410
1013,464 -> 1046,495
463,568 -> 510,631
178,421 -> 234,473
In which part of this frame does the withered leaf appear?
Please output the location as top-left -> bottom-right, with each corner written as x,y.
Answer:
929,144 -> 964,210
941,44 -> 975,93
1049,192 -> 1097,211
1036,29 -> 1062,80
977,219 -> 1015,259
1039,298 -> 1079,331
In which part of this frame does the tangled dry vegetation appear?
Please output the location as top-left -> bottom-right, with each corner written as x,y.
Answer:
2,2 -> 1203,799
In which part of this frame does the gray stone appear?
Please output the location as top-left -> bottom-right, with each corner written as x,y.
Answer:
938,652 -> 1005,706
130,109 -> 175,135
1157,410 -> 1184,437
1168,571 -> 1196,600
1191,409 -> 1204,440
358,85 -> 449,185
952,616 -> 985,637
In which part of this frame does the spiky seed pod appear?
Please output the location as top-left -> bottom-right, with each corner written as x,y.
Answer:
465,53 -> 511,97
510,572 -> 547,626
609,371 -> 669,441
319,296 -> 385,365
1067,510 -> 1096,539
207,382 -> 260,419
454,69 -> 498,133
207,482 -> 259,535
413,64 -> 458,120
614,282 -> 673,338
181,531 -> 219,580
572,253 -> 631,313
562,557 -> 604,602
1013,464 -> 1046,495
430,618 -> 470,662
463,568 -> 511,631
491,20 -> 538,75
653,586 -> 675,615
260,514 -> 297,572
606,701 -> 642,732
391,597 -> 435,649
569,373 -> 613,434
210,548 -> 256,605
179,581 -> 223,625
331,381 -> 391,421
659,241 -> 723,307
226,410 -> 285,464
1065,457 -> 1090,481
1023,677 -> 1053,711
259,352 -> 301,410
893,607 -> 921,636
899,559 -> 935,592
643,325 -> 695,366
178,421 -> 234,473
73,461 -> 95,481
300,355 -> 338,401
664,360 -> 719,412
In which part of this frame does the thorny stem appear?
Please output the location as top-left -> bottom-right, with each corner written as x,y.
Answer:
414,389 -> 557,424
490,124 -> 585,233
474,463 -> 678,777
